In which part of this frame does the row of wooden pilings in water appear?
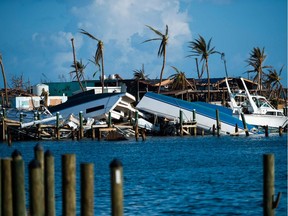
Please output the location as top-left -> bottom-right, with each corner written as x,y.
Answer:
0,143 -> 124,216
0,144 -> 283,216
179,109 -> 284,137
0,109 -> 147,144
0,108 -> 285,145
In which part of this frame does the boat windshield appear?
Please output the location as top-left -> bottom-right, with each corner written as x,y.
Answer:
252,97 -> 273,109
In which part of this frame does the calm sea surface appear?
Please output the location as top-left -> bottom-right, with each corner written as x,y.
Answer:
0,135 -> 287,215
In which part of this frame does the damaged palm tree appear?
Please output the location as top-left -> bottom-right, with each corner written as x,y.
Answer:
143,25 -> 168,94
187,35 -> 218,102
246,47 -> 272,94
80,29 -> 105,93
0,53 -> 9,107
71,38 -> 85,92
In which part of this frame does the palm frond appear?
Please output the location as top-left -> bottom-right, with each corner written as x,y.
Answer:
142,38 -> 162,43
145,25 -> 164,37
79,29 -> 100,42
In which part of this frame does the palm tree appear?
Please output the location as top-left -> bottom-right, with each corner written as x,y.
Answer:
187,35 -> 218,102
169,66 -> 195,100
195,58 -> 204,79
169,66 -> 194,90
71,38 -> 85,92
133,64 -> 149,102
143,25 -> 168,94
0,53 -> 9,107
70,59 -> 87,82
265,66 -> 286,101
246,47 -> 272,93
80,29 -> 105,93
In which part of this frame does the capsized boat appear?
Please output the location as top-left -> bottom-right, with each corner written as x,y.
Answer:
48,89 -> 138,120
136,92 -> 258,135
225,78 -> 288,129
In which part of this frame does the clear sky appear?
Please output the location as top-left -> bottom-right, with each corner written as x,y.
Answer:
0,0 -> 287,88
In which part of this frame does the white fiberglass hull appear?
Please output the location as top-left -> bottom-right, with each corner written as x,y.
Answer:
49,91 -> 136,120
234,113 -> 288,128
137,92 -> 258,135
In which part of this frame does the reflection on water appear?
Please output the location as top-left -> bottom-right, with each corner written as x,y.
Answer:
0,135 -> 287,215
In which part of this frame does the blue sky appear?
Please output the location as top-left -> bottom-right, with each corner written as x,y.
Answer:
0,0 -> 287,88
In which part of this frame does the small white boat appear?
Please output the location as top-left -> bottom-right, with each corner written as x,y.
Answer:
48,90 -> 138,120
225,78 -> 288,129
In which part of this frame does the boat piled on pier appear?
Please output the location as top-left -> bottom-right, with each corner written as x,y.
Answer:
1,82 -> 287,144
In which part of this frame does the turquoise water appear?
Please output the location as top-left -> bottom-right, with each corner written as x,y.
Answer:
0,135 -> 287,215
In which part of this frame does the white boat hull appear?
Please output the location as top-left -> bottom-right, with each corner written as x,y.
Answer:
137,92 -> 258,135
234,113 -> 288,128
49,91 -> 137,120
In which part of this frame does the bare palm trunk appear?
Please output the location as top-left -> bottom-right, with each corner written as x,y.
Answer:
158,49 -> 166,94
0,58 -> 9,107
137,79 -> 140,102
206,59 -> 210,102
259,69 -> 262,94
71,38 -> 85,92
101,50 -> 105,93
195,58 -> 201,79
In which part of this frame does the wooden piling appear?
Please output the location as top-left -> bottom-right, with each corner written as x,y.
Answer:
34,144 -> 45,213
110,159 -> 123,216
45,150 -> 55,216
192,109 -> 196,122
192,109 -> 197,136
263,154 -> 282,216
77,129 -> 80,140
235,123 -> 239,136
108,111 -> 112,128
279,126 -> 282,137
0,159 -> 1,216
1,114 -> 6,141
2,108 -> 6,118
81,163 -> 94,216
1,121 -> 5,141
29,159 -> 44,216
240,113 -> 249,136
216,109 -> 220,136
56,112 -> 60,140
62,154 -> 76,216
135,111 -> 139,141
34,143 -> 44,174
11,154 -> 26,216
79,111 -> 84,139
71,129 -> 76,140
98,129 -> 101,141
265,125 -> 269,137
140,128 -> 146,141
212,124 -> 215,136
179,110 -> 183,136
1,158 -> 13,216
7,127 -> 12,146
91,125 -> 95,140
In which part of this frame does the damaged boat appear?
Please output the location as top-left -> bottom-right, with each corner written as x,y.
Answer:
48,89 -> 138,120
225,78 -> 288,129
136,92 -> 259,135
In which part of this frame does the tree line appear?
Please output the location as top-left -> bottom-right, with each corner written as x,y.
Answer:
1,24 -> 286,107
